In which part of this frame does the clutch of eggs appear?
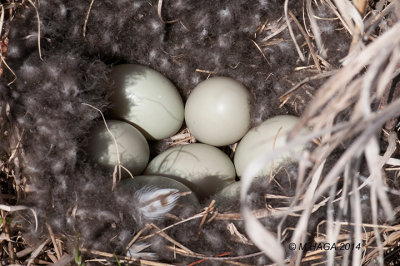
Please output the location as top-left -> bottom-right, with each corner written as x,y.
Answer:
89,64 -> 311,205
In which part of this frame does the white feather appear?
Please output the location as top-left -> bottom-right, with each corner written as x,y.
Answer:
135,186 -> 180,220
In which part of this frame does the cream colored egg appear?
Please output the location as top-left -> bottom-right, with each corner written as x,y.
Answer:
119,175 -> 200,206
234,115 -> 309,178
145,143 -> 236,199
110,64 -> 184,140
185,77 -> 251,146
87,120 -> 149,175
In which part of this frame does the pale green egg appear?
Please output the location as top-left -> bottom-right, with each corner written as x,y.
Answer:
119,175 -> 200,206
87,120 -> 149,175
234,115 -> 309,178
185,77 -> 251,146
109,64 -> 184,140
145,143 -> 236,199
213,181 -> 241,205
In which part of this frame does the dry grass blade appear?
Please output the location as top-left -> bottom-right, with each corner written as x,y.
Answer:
0,4 -> 17,85
26,239 -> 50,266
241,208 -> 284,265
284,0 -> 305,61
333,0 -> 364,36
250,39 -> 270,66
80,248 -> 170,265
296,21 -> 400,131
279,70 -> 338,106
148,223 -> 196,255
83,0 -> 95,38
26,0 -> 42,60
306,0 -> 327,58
46,222 -> 62,261
157,0 -> 178,24
289,10 -> 321,72
352,0 -> 368,16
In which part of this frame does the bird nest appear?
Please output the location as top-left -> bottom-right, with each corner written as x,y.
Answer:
1,0 -> 400,265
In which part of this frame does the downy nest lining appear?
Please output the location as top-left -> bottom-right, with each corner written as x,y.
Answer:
1,0 -> 350,261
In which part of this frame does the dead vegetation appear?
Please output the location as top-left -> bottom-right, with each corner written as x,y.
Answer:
1,0 -> 400,265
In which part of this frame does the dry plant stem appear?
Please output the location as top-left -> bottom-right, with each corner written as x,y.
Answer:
197,200 -> 215,237
306,0 -> 327,57
148,223 -> 197,255
261,18 -> 291,42
284,0 -> 305,61
249,39 -> 270,66
79,248 -> 170,265
26,0 -> 42,60
296,21 -> 400,131
326,176 -> 337,265
352,0 -> 368,16
124,224 -> 151,254
46,222 -> 62,261
83,0 -> 95,38
351,175 -> 363,266
1,209 -> 15,264
26,239 -> 50,266
362,230 -> 400,263
166,246 -> 264,261
279,70 -> 337,106
291,161 -> 325,266
333,0 -> 363,36
188,251 -> 231,266
289,11 -> 322,72
364,1 -> 397,39
140,212 -> 205,240
313,98 -> 400,203
333,131 -> 398,202
324,0 -> 353,34
0,5 -> 17,85
157,0 -> 178,23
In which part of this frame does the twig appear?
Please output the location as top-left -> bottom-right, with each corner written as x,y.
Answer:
166,246 -> 264,261
284,0 -> 305,61
80,248 -> 170,265
197,200 -> 215,237
46,223 -> 62,261
157,0 -> 178,23
83,0 -> 95,38
27,239 -> 50,266
289,11 -> 322,72
249,39 -> 271,66
148,223 -> 196,255
26,0 -> 42,60
279,70 -> 338,106
124,224 -> 151,253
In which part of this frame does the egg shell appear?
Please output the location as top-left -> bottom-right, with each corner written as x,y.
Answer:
234,115 -> 309,178
145,143 -> 236,200
109,64 -> 184,140
118,175 -> 200,207
213,181 -> 241,205
184,77 -> 251,146
87,120 -> 149,176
